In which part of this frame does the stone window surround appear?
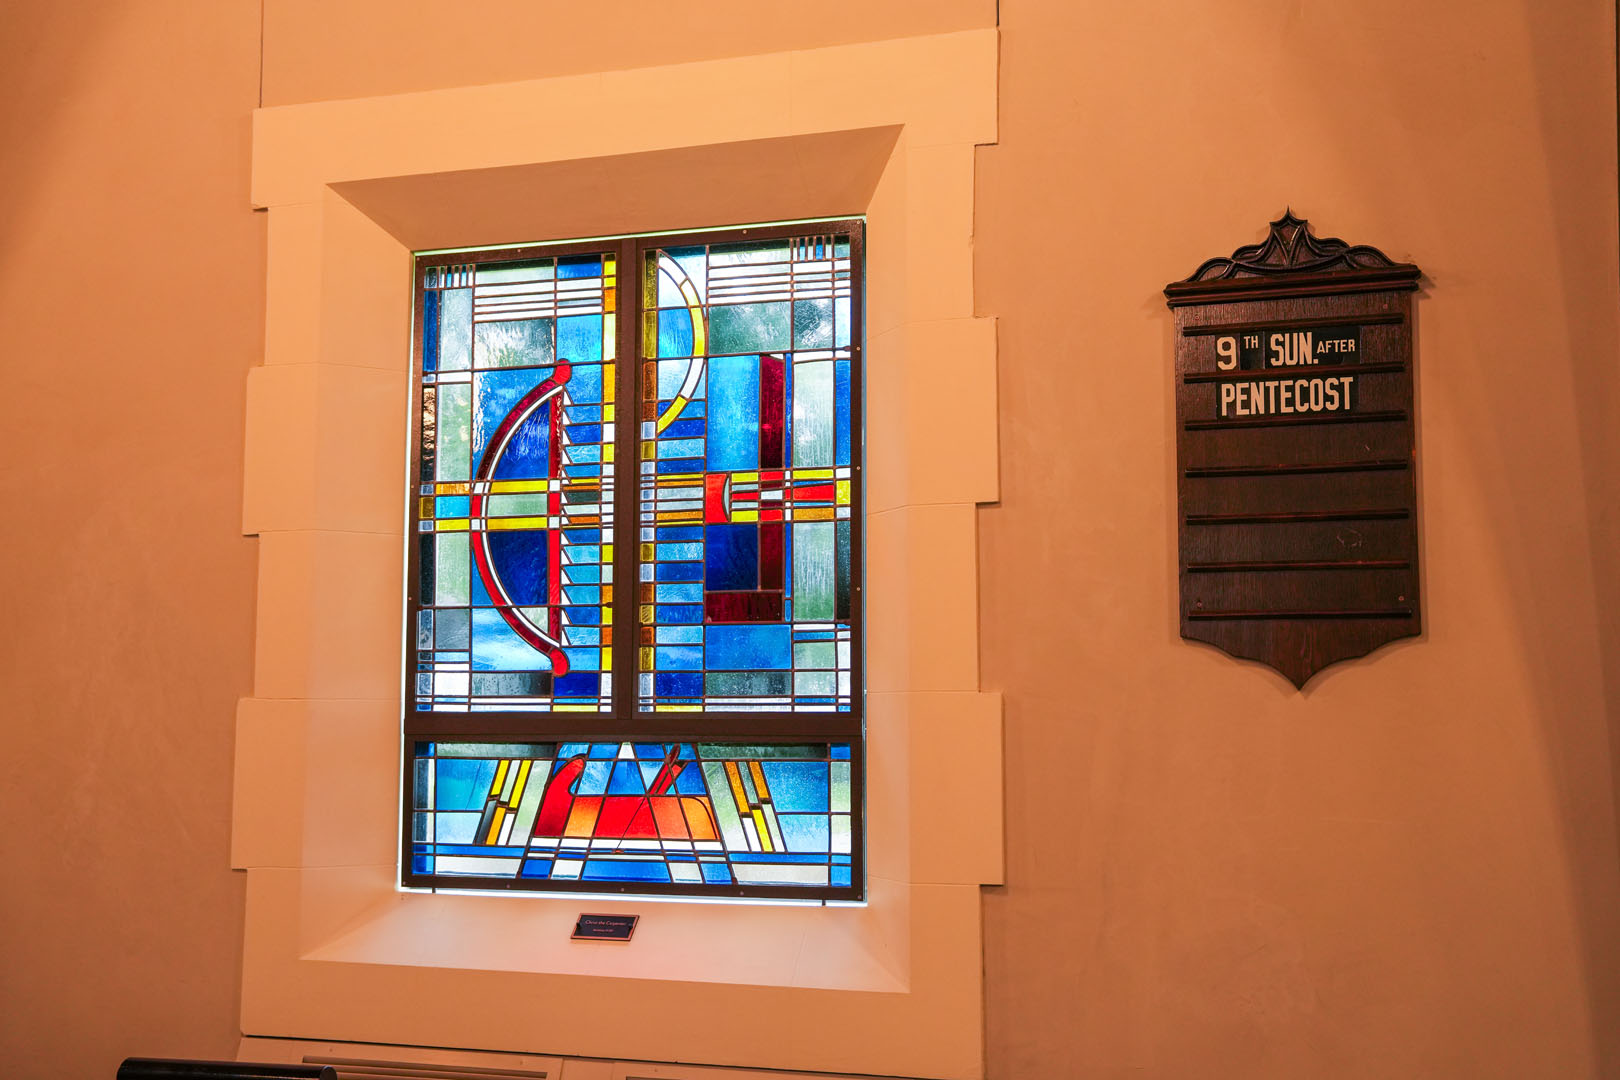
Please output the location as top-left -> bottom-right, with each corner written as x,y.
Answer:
236,30 -> 1002,1080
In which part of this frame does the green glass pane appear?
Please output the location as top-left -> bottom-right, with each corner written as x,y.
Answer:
704,671 -> 792,696
485,493 -> 548,516
695,743 -> 826,759
431,741 -> 552,758
831,762 -> 851,813
709,302 -> 789,355
436,383 -> 470,481
792,522 -> 835,621
793,299 -> 833,349
791,359 -> 833,467
794,671 -> 836,696
709,238 -> 789,266
435,533 -> 469,606
439,289 -> 472,370
794,641 -> 836,669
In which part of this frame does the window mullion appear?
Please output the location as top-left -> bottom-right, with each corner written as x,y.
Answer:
611,236 -> 639,722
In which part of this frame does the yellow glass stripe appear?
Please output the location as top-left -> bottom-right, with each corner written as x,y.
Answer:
654,511 -> 702,523
641,311 -> 657,357
656,474 -> 702,484
731,510 -> 759,523
508,760 -> 533,809
683,283 -> 707,355
436,519 -> 470,531
604,444 -> 615,462
639,646 -> 655,670
836,480 -> 852,504
655,395 -> 689,434
751,809 -> 774,853
604,403 -> 615,422
655,704 -> 702,712
554,703 -> 597,712
488,479 -> 548,493
487,516 -> 547,530
485,805 -> 508,845
603,544 -> 613,560
639,604 -> 654,624
640,440 -> 654,460
797,468 -> 835,480
791,507 -> 835,521
419,497 -> 433,517
600,648 -> 612,671
490,760 -> 510,798
734,471 -> 759,483
639,543 -> 655,561
435,482 -> 471,495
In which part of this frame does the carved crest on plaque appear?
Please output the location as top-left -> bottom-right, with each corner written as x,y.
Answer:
1165,212 -> 1422,687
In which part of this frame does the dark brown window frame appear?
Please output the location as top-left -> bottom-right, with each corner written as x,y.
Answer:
401,219 -> 866,901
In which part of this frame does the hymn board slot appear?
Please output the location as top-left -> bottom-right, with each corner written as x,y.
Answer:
1165,211 -> 1423,688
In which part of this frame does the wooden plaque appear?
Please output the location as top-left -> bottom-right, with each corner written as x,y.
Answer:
1164,211 -> 1422,687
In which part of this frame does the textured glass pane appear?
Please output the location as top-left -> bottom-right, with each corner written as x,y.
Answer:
439,289 -> 473,370
791,359 -> 834,467
413,252 -> 618,713
709,302 -> 789,355
435,384 -> 471,482
476,318 -> 554,369
792,522 -> 835,621
637,233 -> 857,714
409,741 -> 854,890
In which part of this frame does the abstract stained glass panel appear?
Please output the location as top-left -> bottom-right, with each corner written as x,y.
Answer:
414,254 -> 618,713
411,740 -> 855,889
638,234 -> 856,713
406,223 -> 863,900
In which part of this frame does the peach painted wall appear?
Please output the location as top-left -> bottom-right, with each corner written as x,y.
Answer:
0,2 -> 263,1078
977,2 -> 1620,1078
257,0 -> 998,106
5,1 -> 1618,1078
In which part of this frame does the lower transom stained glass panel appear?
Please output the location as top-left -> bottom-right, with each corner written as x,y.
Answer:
411,740 -> 855,891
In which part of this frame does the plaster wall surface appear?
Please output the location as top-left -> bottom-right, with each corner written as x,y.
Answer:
257,0 -> 998,106
3,1 -> 1619,1078
0,2 -> 264,1078
977,1 -> 1620,1077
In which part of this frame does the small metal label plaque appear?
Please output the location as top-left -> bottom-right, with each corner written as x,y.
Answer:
1164,212 -> 1422,688
572,913 -> 639,942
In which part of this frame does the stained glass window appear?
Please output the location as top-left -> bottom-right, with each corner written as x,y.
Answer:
639,237 -> 855,712
405,224 -> 863,899
415,254 -> 619,713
